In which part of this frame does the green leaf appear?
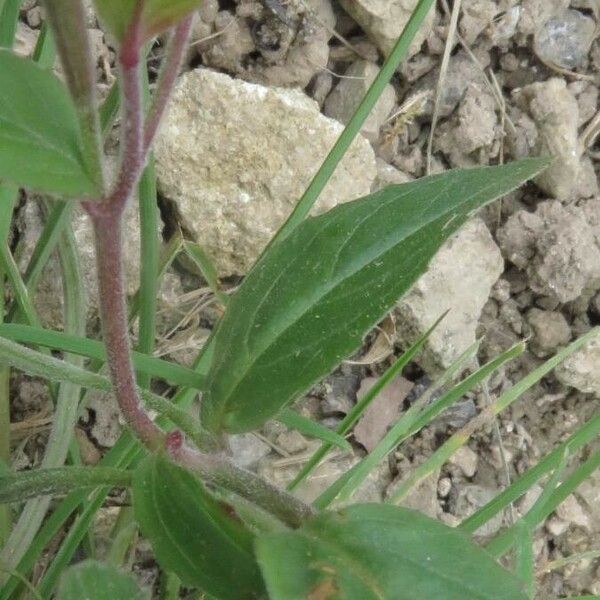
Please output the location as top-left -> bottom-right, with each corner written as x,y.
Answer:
0,323 -> 206,389
0,50 -> 98,196
277,408 -> 351,451
203,159 -> 550,434
142,0 -> 203,36
132,453 -> 266,600
94,0 -> 201,41
57,560 -> 148,600
92,0 -> 136,41
255,504 -> 528,600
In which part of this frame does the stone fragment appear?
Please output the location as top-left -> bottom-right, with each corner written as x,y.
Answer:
435,83 -> 497,165
373,159 -> 412,191
275,430 -> 308,454
526,309 -> 571,357
324,60 -> 396,142
353,376 -> 413,452
394,469 -> 440,519
554,494 -> 590,530
197,1 -> 335,89
338,0 -> 435,58
258,453 -> 390,504
452,485 -> 504,537
448,446 -> 479,478
14,22 -> 37,57
154,68 -> 376,276
459,0 -> 500,45
498,199 -> 600,304
518,0 -> 570,36
556,332 -> 600,395
534,9 -> 596,70
396,219 -> 503,373
512,79 -> 581,200
417,49 -> 491,119
84,390 -> 122,448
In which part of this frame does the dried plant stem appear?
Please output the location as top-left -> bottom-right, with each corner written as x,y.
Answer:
426,0 -> 462,174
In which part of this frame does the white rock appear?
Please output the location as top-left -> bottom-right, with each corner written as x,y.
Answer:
324,60 -> 396,142
395,218 -> 503,373
534,9 -> 597,70
499,199 -> 600,303
555,494 -> 590,530
228,433 -> 271,469
373,159 -> 413,191
518,0 -> 570,36
513,78 -> 581,200
448,446 -> 479,478
154,68 -> 376,276
14,22 -> 37,57
556,332 -> 600,395
338,0 -> 435,58
394,469 -> 440,519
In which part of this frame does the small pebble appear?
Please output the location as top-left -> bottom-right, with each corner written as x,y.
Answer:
534,9 -> 596,69
449,446 -> 479,478
437,477 -> 452,498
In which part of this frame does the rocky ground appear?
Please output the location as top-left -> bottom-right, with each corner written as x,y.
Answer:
8,0 -> 600,597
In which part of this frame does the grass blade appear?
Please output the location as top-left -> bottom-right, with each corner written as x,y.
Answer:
0,185 -> 17,546
267,0 -> 436,245
513,523 -> 534,600
387,329 -> 600,504
0,0 -> 19,48
0,324 -> 205,389
277,408 -> 351,451
0,335 -> 214,450
315,341 -> 523,509
287,313 -> 446,492
486,446 -> 600,559
183,240 -> 228,305
0,200 -> 86,577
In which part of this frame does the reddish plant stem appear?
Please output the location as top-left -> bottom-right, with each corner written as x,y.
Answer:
144,15 -> 194,152
92,208 -> 164,450
107,7 -> 145,210
83,8 -> 315,526
84,6 -> 161,449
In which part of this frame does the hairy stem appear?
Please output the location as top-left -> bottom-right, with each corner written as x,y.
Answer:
0,467 -> 132,504
144,15 -> 194,152
106,5 -> 145,210
168,436 -> 315,529
92,210 -> 164,450
83,7 -> 313,531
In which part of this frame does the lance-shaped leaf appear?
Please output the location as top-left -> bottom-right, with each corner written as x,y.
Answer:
0,50 -> 99,196
132,453 -> 266,600
94,0 -> 202,42
255,504 -> 529,600
202,158 -> 550,434
57,560 -> 148,600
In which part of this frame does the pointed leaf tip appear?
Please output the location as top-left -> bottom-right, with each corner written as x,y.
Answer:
203,159 -> 549,434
